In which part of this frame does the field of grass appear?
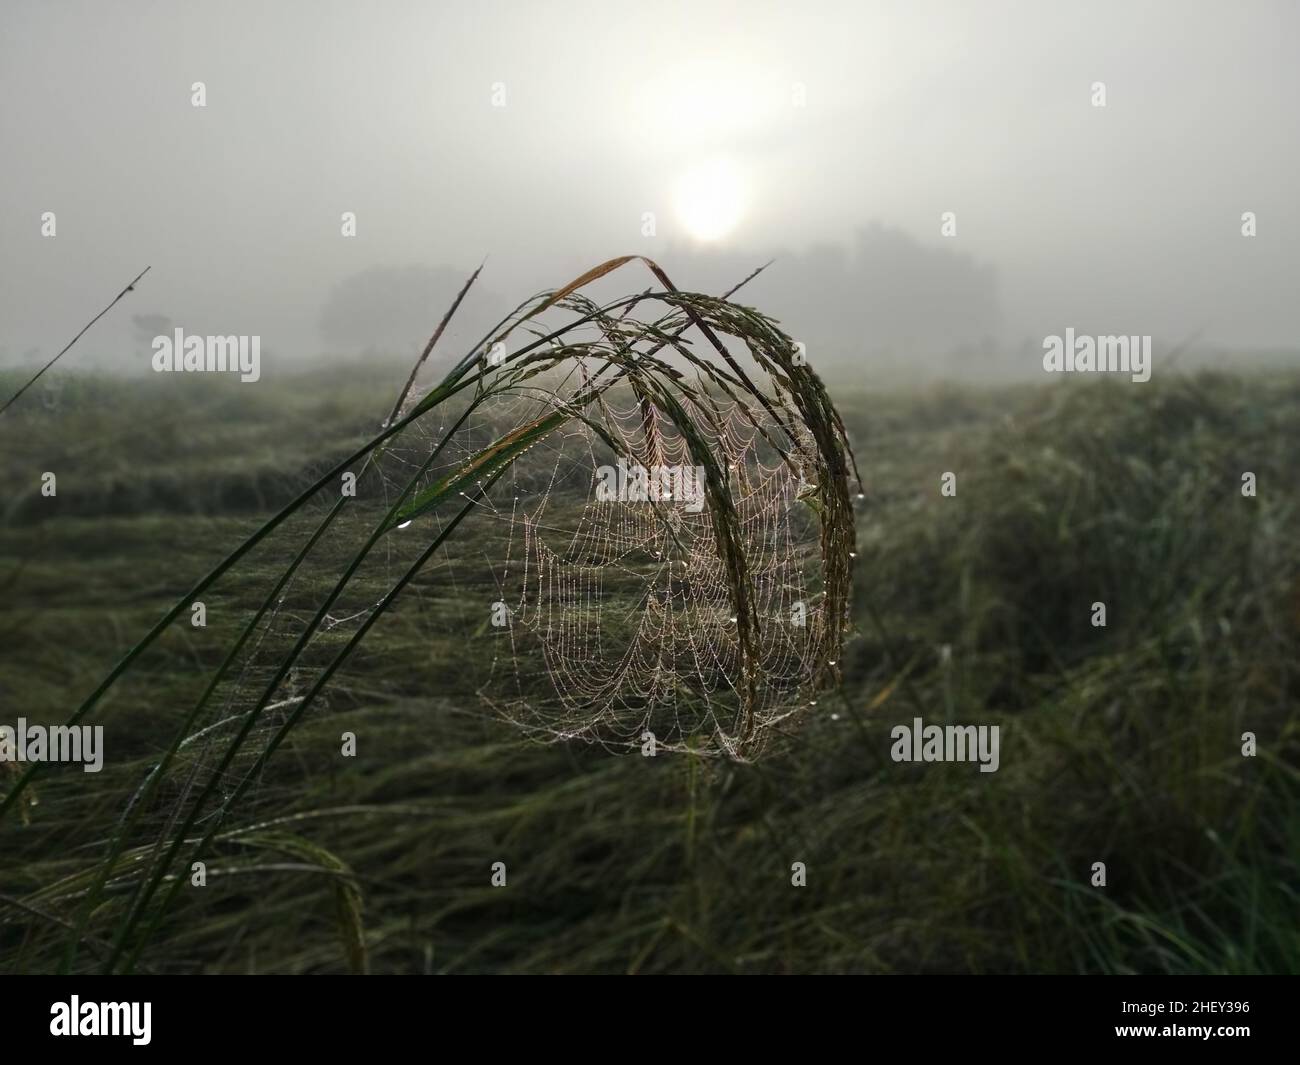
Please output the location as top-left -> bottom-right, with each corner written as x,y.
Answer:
1,362 -> 1297,973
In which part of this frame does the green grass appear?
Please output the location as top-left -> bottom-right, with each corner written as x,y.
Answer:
1,363 -> 1297,973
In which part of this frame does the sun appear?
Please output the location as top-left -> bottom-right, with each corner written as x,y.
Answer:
673,158 -> 747,242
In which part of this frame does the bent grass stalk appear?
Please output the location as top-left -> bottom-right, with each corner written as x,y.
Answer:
78,267 -> 759,970
5,256 -> 859,973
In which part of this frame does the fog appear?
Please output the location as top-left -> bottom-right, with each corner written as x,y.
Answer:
2,0 -> 1296,380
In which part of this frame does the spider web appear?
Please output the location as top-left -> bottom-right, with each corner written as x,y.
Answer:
382,356 -> 840,761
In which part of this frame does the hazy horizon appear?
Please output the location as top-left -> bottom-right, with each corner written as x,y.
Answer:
3,0 -> 1297,376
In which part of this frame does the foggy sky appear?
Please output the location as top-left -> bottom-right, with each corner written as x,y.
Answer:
2,0 -> 1297,377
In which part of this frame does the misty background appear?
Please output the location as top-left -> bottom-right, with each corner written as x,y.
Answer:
1,0 -> 1296,383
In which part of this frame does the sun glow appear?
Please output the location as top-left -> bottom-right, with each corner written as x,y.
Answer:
673,158 -> 747,242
